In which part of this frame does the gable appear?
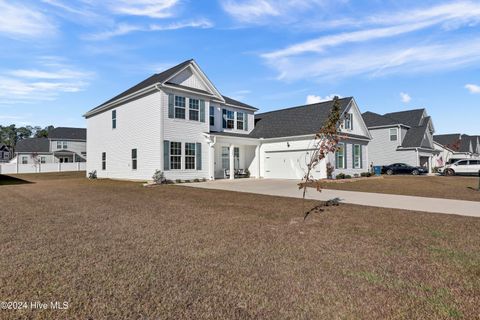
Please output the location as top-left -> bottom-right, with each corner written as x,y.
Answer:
339,99 -> 372,139
168,67 -> 210,92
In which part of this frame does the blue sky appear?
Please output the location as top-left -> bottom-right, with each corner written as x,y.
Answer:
0,0 -> 480,134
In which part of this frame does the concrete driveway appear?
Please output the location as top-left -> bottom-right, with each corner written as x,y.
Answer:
184,179 -> 480,217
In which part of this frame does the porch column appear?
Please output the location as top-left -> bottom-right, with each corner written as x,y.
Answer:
255,145 -> 260,178
209,144 -> 215,180
229,144 -> 235,180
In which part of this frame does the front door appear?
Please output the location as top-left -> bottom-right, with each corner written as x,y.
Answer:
59,157 -> 69,163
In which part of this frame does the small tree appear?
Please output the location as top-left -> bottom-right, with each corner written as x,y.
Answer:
300,96 -> 344,217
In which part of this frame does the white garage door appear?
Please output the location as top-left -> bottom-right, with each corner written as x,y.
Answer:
264,150 -> 309,179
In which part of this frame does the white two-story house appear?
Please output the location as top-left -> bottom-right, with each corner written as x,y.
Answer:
84,59 -> 372,181
362,109 -> 439,172
13,127 -> 87,164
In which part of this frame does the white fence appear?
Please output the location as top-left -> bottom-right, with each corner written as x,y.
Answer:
0,162 -> 86,174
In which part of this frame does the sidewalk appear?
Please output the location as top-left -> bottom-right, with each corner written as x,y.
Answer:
184,179 -> 480,217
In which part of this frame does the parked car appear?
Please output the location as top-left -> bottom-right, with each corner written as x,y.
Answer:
443,159 -> 480,176
382,163 -> 427,175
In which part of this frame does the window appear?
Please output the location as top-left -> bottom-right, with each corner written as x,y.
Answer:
237,112 -> 245,130
234,147 -> 240,169
335,143 -> 346,169
457,160 -> 468,166
189,98 -> 199,121
40,156 -> 46,164
174,96 -> 186,119
131,149 -> 137,170
102,152 -> 106,170
221,146 -> 229,169
112,110 -> 117,129
185,143 -> 196,170
170,142 -> 182,169
57,141 -> 62,149
469,160 -> 480,165
344,114 -> 353,130
63,141 -> 68,149
22,156 -> 28,164
353,144 -> 362,169
390,128 -> 398,141
226,110 -> 234,129
209,106 -> 215,126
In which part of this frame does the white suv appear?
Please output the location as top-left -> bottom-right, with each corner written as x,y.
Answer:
444,159 -> 480,176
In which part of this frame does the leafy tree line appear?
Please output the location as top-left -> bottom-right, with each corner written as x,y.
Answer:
0,125 -> 54,153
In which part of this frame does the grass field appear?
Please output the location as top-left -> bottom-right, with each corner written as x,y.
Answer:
0,172 -> 479,319
319,175 -> 480,201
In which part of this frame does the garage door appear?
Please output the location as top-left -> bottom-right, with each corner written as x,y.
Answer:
264,151 -> 309,179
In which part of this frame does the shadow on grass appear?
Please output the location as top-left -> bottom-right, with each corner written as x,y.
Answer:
0,175 -> 34,185
467,187 -> 480,191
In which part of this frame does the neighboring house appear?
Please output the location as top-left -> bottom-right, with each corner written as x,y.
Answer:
433,134 -> 480,165
362,108 -> 439,172
13,127 -> 87,165
84,59 -> 372,181
0,144 -> 11,163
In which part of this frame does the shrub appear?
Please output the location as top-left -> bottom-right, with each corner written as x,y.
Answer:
336,173 -> 345,179
245,169 -> 251,178
193,178 -> 200,182
202,178 -> 207,182
175,179 -> 182,184
345,174 -> 352,179
88,170 -> 97,179
165,180 -> 174,184
184,180 -> 191,183
360,172 -> 372,177
152,170 -> 165,184
354,173 -> 359,178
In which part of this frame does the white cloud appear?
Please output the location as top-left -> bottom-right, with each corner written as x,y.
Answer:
267,38 -> 480,81
400,92 -> 411,103
306,94 -> 341,104
0,60 -> 92,105
221,0 -> 332,24
110,0 -> 180,18
465,83 -> 480,94
262,1 -> 480,81
221,0 -> 280,22
84,19 -> 213,40
0,0 -> 56,39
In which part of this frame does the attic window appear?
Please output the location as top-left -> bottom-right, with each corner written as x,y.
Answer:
390,128 -> 398,141
344,114 -> 353,130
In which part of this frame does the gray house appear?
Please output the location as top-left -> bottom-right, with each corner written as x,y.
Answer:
0,144 -> 11,163
433,134 -> 480,165
362,108 -> 438,172
14,127 -> 87,164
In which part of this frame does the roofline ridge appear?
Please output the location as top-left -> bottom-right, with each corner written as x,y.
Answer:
257,96 -> 352,116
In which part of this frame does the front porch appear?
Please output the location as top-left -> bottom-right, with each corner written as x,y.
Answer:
53,150 -> 86,163
207,134 -> 260,180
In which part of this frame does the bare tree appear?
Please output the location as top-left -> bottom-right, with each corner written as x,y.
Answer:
300,96 -> 344,218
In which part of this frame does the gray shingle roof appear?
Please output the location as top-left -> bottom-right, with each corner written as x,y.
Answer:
401,125 -> 428,148
16,138 -> 50,153
88,59 -> 193,114
433,134 -> 461,150
222,95 -> 257,110
461,135 -> 478,153
48,127 -> 86,140
383,109 -> 425,127
249,97 -> 356,139
86,59 -> 257,115
362,111 -> 399,127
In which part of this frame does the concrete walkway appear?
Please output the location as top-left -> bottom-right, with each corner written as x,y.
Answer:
184,179 -> 480,218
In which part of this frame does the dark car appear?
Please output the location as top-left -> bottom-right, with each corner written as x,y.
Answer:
382,163 -> 427,175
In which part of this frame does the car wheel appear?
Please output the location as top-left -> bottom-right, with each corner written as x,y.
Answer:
445,169 -> 455,176
386,169 -> 393,175
412,169 -> 419,175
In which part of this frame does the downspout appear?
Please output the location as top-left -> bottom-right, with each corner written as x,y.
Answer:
416,148 -> 419,166
154,84 -> 164,173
